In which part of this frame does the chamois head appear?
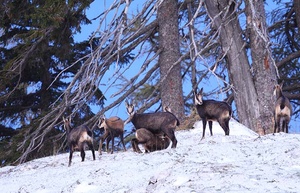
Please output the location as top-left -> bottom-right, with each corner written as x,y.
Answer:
125,100 -> 135,117
273,83 -> 285,99
63,117 -> 72,133
194,88 -> 204,105
98,115 -> 106,129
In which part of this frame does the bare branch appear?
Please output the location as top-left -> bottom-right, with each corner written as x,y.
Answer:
276,50 -> 300,68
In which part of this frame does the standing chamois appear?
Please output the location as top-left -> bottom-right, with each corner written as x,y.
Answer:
274,83 -> 292,133
194,88 -> 232,140
63,117 -> 95,166
125,101 -> 179,148
98,116 -> 127,155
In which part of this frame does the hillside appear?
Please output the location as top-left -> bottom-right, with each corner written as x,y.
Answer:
1,120 -> 300,193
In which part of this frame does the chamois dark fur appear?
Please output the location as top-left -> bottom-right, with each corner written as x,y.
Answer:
131,128 -> 170,153
194,88 -> 232,140
98,116 -> 127,155
125,101 -> 179,148
63,117 -> 95,167
274,83 -> 292,133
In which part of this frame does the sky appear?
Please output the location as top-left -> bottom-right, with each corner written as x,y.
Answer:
1,119 -> 300,192
73,0 -> 299,133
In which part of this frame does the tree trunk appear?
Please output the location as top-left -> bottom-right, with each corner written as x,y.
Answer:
157,0 -> 185,122
204,0 -> 263,134
245,0 -> 278,134
294,0 -> 300,30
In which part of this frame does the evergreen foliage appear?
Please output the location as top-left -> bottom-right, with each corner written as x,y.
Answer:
0,0 -> 104,165
0,0 -> 299,166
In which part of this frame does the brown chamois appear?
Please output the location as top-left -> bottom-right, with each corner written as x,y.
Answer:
131,128 -> 170,153
125,101 -> 179,148
194,88 -> 232,140
63,117 -> 95,167
98,116 -> 127,155
273,83 -> 292,133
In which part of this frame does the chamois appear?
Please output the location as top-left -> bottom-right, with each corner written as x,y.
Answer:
131,128 -> 170,153
125,101 -> 179,148
274,83 -> 292,133
194,88 -> 232,140
63,117 -> 95,167
98,116 -> 127,155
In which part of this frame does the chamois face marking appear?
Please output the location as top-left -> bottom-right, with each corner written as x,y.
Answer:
194,87 -> 232,140
98,116 -> 106,129
125,102 -> 135,117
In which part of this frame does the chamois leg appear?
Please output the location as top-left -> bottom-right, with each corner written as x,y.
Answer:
106,135 -> 112,152
68,149 -> 73,167
201,118 -> 207,140
120,134 -> 127,152
283,119 -> 289,133
274,116 -> 279,134
80,143 -> 85,162
162,128 -> 177,148
131,138 -> 142,153
286,117 -> 290,133
225,119 -> 230,135
99,131 -> 109,155
222,118 -> 230,135
110,131 -> 115,154
80,149 -> 85,162
286,120 -> 290,133
87,141 -> 95,161
208,121 -> 213,136
219,119 -> 230,136
131,139 -> 136,152
275,117 -> 281,133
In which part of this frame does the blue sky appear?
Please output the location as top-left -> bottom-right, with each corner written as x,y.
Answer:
74,1 -> 299,133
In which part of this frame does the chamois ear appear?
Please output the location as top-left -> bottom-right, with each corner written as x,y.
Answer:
163,105 -> 172,113
279,81 -> 284,89
63,116 -> 71,124
193,87 -> 197,95
199,87 -> 203,94
125,99 -> 134,107
193,90 -> 197,97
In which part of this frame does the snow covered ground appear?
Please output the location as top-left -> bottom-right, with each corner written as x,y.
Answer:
1,119 -> 300,193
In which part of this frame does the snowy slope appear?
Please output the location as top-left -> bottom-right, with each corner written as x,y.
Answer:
1,119 -> 300,193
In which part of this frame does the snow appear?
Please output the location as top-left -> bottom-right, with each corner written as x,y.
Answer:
1,119 -> 300,193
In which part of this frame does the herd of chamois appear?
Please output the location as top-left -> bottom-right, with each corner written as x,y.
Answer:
63,85 -> 293,166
